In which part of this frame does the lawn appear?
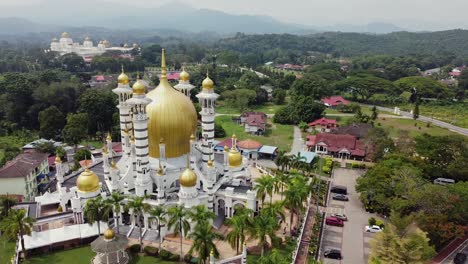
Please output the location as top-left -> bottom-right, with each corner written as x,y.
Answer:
0,236 -> 16,264
80,140 -> 105,149
376,117 -> 458,138
23,246 -> 175,264
399,103 -> 468,128
216,101 -> 285,115
215,115 -> 294,151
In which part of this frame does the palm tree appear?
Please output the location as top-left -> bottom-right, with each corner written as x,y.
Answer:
258,248 -> 289,264
226,205 -> 253,254
261,201 -> 286,223
189,205 -> 215,227
248,212 -> 280,257
106,191 -> 125,234
290,153 -> 306,170
284,176 -> 309,233
167,205 -> 191,261
148,205 -> 166,252
0,209 -> 34,259
83,196 -> 112,236
0,194 -> 16,220
189,222 -> 224,264
274,150 -> 287,171
126,196 -> 151,252
255,175 -> 275,206
275,172 -> 291,200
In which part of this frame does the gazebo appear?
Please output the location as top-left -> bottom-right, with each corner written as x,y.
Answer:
91,228 -> 129,264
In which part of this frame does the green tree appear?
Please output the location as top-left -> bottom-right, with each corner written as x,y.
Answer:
362,127 -> 394,162
226,205 -> 252,254
284,175 -> 309,233
106,191 -> 125,235
0,209 -> 35,259
189,205 -> 216,227
336,74 -> 395,101
274,96 -> 325,125
126,196 -> 151,252
394,76 -> 452,99
214,123 -> 226,138
83,196 -> 112,236
413,99 -> 420,120
62,113 -> 89,149
272,89 -> 286,105
371,105 -> 378,121
38,106 -> 65,140
290,74 -> 332,100
298,121 -> 309,132
248,212 -> 280,257
78,89 -> 117,134
258,249 -> 289,264
0,195 -> 17,220
167,205 -> 191,261
261,201 -> 286,223
188,222 -> 224,264
148,205 -> 167,252
254,175 -> 275,205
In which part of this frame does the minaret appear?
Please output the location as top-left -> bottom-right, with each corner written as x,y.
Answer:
196,73 -> 219,163
174,67 -> 195,97
106,133 -> 113,158
125,75 -> 152,197
112,66 -> 133,157
55,156 -> 64,184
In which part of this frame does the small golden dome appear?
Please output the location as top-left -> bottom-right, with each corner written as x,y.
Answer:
232,134 -> 237,139
76,168 -> 100,193
180,69 -> 190,81
179,168 -> 197,187
202,76 -> 214,90
118,66 -> 129,85
103,228 -> 115,240
207,158 -> 214,167
102,145 -> 108,154
132,79 -> 146,95
228,148 -> 242,167
55,156 -> 62,163
111,159 -> 117,169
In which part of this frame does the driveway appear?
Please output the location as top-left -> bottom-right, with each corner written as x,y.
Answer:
289,126 -> 304,155
321,168 -> 378,264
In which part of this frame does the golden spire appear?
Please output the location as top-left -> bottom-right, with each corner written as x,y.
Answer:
210,249 -> 214,256
161,48 -> 167,79
207,154 -> 213,168
157,163 -> 163,176
106,132 -> 112,141
102,144 -> 108,154
111,159 -> 117,169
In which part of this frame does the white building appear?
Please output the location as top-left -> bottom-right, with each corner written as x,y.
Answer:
50,32 -> 136,57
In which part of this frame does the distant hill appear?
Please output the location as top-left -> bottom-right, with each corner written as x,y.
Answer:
323,22 -> 405,34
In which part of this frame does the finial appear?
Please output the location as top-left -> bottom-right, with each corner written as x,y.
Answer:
186,154 -> 190,168
136,71 -> 140,80
206,69 -> 209,78
111,159 -> 117,168
161,48 -> 167,79
160,138 -> 165,144
158,163 -> 163,175
121,64 -> 124,73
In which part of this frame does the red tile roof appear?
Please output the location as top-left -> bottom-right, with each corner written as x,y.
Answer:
321,96 -> 350,107
216,138 -> 234,149
308,133 -> 365,157
0,152 -> 49,178
95,75 -> 105,81
167,72 -> 180,81
237,139 -> 263,150
242,112 -> 267,130
308,117 -> 337,127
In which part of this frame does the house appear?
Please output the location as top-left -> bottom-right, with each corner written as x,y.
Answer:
89,74 -> 118,88
237,139 -> 263,160
308,117 -> 339,132
0,152 -> 50,201
333,123 -> 372,139
258,145 -> 278,160
239,112 -> 267,135
321,96 -> 350,108
307,133 -> 365,160
298,151 -> 317,164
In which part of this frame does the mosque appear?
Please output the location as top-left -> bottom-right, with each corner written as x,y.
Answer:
50,32 -> 136,57
48,49 -> 257,241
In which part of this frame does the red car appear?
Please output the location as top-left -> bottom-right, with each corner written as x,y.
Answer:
326,216 -> 344,227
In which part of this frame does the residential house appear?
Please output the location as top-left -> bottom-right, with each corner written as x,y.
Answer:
308,117 -> 339,132
0,152 -> 50,201
237,139 -> 263,160
321,96 -> 350,108
239,112 -> 267,135
307,133 -> 365,160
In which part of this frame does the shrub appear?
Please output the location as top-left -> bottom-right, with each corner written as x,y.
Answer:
322,166 -> 331,174
352,163 -> 360,168
170,254 -> 180,261
159,249 -> 172,260
375,219 -> 385,228
325,158 -> 333,167
368,217 -> 376,226
144,246 -> 158,256
359,163 -> 366,169
129,244 -> 141,253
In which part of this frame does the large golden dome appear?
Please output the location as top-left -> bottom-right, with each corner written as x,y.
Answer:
146,49 -> 197,158
76,168 -> 100,193
228,148 -> 243,167
179,168 -> 197,187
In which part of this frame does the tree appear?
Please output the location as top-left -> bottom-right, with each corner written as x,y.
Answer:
62,113 -> 89,149
254,175 -> 275,206
394,76 -> 452,99
83,196 -> 112,236
38,106 -> 65,140
0,209 -> 35,259
274,172 -> 291,200
214,123 -> 226,138
362,127 -> 394,162
413,99 -> 420,120
274,96 -> 325,125
126,196 -> 151,252
226,205 -> 252,254
60,53 -> 85,72
371,106 -> 378,121
167,205 -> 191,261
298,121 -> 309,132
189,205 -> 216,227
106,191 -> 125,235
221,89 -> 257,112
272,89 -> 286,105
78,89 -> 117,134
290,74 -> 332,100
248,212 -> 280,257
149,205 -> 166,252
274,150 -> 290,172
261,201 -> 286,223
0,195 -> 16,220
284,175 -> 309,233
258,249 -> 289,264
188,222 -> 224,264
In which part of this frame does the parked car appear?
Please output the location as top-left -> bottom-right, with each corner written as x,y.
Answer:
331,213 -> 348,221
365,225 -> 383,233
326,216 -> 344,227
324,248 -> 342,260
332,194 -> 349,201
330,185 -> 347,195
454,252 -> 466,264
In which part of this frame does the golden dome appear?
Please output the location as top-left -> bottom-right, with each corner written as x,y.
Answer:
76,168 -> 100,193
180,69 -> 190,81
207,158 -> 214,167
228,148 -> 242,167
146,49 -> 197,158
61,32 -> 70,38
132,79 -> 146,95
202,75 -> 214,90
103,228 -> 115,240
118,66 -> 129,85
55,156 -> 62,163
179,167 -> 197,187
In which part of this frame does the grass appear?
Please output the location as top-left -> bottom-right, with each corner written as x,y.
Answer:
216,101 -> 285,115
23,246 -> 175,264
215,115 -> 294,151
0,236 -> 16,264
399,103 -> 468,128
376,117 -> 459,138
80,140 -> 104,149
314,157 -> 331,177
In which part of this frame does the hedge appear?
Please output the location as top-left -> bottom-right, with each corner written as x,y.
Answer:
129,244 -> 141,253
144,245 -> 158,256
159,249 -> 172,260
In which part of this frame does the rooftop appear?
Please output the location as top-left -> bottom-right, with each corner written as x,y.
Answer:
321,96 -> 350,107
0,152 -> 49,179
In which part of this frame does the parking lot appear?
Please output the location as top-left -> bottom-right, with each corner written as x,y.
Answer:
321,168 -> 378,264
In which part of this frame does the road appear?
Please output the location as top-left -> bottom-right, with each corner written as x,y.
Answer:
321,168 -> 378,264
360,104 -> 468,136
289,126 -> 305,155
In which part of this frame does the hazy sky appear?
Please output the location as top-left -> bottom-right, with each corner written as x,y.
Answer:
1,0 -> 467,30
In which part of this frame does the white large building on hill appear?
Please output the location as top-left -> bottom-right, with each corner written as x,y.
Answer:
50,32 -> 136,57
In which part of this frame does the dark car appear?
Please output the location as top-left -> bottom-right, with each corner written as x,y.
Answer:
324,249 -> 342,259
332,194 -> 349,201
331,185 -> 347,195
454,252 -> 467,264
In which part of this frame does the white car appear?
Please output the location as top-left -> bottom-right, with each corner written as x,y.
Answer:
365,225 -> 383,233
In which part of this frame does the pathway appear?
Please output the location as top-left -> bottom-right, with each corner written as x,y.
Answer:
290,126 -> 304,155
294,201 -> 317,264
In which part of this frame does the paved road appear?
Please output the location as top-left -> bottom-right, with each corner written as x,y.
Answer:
361,104 -> 468,136
289,126 -> 305,155
321,168 -> 378,264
